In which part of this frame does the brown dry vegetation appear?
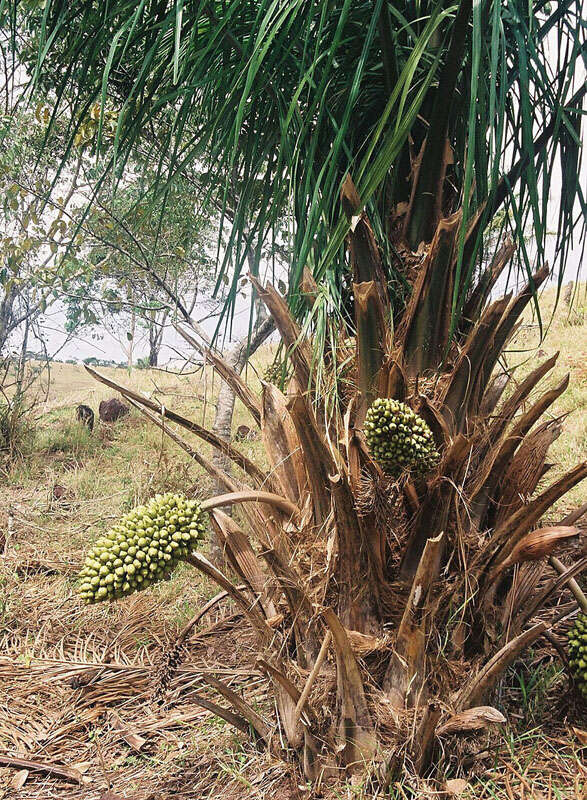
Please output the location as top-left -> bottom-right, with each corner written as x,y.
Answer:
0,289 -> 585,800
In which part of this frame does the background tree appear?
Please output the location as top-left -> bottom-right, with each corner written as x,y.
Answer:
61,174 -> 217,367
0,45 -> 94,452
0,104 -> 81,356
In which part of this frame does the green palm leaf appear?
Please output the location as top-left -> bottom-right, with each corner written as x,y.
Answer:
8,0 -> 587,346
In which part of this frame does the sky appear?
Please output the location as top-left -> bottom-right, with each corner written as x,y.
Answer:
37,288 -> 274,365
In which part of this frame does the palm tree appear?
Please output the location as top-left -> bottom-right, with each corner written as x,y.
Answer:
14,0 -> 587,784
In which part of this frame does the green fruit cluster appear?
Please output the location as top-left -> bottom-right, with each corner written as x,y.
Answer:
263,360 -> 287,386
364,398 -> 439,476
77,493 -> 207,604
568,612 -> 587,699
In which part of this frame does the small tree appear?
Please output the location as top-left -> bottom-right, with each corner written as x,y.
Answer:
61,175 -> 216,367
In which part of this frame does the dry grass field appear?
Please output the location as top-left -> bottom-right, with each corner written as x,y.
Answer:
0,290 -> 585,799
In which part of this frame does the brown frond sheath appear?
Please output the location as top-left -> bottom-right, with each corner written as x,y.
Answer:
460,238 -> 516,332
479,264 -> 550,389
353,281 -> 390,418
412,702 -> 441,775
249,274 -> 313,391
255,658 -> 306,749
262,546 -> 321,664
257,656 -> 328,777
469,374 -> 570,526
414,394 -> 451,450
294,630 -> 332,726
493,420 -> 562,527
479,371 -> 511,417
487,460 -> 587,564
379,358 -> 408,401
286,392 -> 335,526
209,509 -> 277,618
437,706 -> 506,736
518,557 -> 587,628
456,623 -> 547,710
187,689 -> 266,743
400,436 -> 471,579
485,353 -> 559,449
441,293 -> 512,429
384,533 -> 444,707
261,382 -> 308,503
341,174 -> 390,304
323,608 -> 377,766
330,471 -> 376,631
403,211 -> 461,375
484,526 -> 578,591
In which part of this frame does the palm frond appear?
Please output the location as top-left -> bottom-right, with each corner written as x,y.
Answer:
9,0 -> 587,343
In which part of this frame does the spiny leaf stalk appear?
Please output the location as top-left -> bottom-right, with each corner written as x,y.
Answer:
364,398 -> 439,476
77,493 -> 207,603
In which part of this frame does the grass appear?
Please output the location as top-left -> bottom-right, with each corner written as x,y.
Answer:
0,296 -> 585,799
505,286 -> 587,515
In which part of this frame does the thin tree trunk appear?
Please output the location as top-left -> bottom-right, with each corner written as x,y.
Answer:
148,307 -> 168,367
149,344 -> 158,367
127,300 -> 136,371
208,310 -> 275,564
0,286 -> 19,357
15,314 -> 29,406
148,309 -> 159,367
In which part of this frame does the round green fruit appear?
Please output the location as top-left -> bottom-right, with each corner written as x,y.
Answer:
568,612 -> 587,700
77,492 -> 208,604
364,398 -> 439,477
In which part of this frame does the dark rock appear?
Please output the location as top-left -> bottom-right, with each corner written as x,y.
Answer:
50,483 -> 75,510
235,424 -> 258,442
99,398 -> 130,423
75,404 -> 94,431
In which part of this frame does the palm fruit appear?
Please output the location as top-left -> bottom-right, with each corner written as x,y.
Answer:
263,359 -> 287,386
77,493 -> 207,604
568,612 -> 587,699
364,398 -> 439,477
